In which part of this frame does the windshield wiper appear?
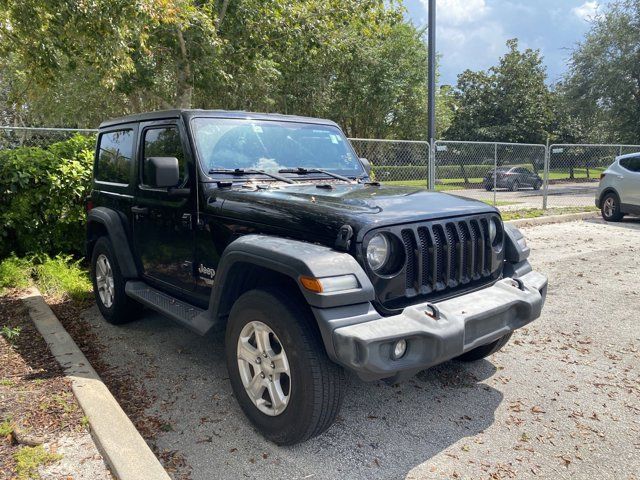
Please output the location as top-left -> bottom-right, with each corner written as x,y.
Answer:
278,167 -> 354,183
208,168 -> 294,184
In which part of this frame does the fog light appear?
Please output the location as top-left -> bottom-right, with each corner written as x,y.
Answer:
392,339 -> 407,360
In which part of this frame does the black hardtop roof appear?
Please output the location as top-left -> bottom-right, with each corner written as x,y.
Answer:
99,109 -> 340,129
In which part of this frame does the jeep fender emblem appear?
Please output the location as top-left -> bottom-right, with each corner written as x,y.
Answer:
198,264 -> 216,279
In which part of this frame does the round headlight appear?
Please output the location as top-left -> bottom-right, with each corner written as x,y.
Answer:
489,218 -> 498,244
366,233 -> 390,272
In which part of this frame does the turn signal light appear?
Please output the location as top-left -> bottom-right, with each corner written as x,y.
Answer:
299,275 -> 360,293
300,276 -> 323,293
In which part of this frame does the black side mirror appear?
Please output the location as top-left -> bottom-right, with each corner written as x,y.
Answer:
146,157 -> 179,188
359,157 -> 372,177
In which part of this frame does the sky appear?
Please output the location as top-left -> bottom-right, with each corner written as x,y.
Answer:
404,0 -> 612,85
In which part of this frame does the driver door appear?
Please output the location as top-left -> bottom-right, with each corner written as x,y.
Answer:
132,122 -> 196,293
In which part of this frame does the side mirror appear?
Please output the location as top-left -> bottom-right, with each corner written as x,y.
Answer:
359,157 -> 372,177
146,157 -> 179,188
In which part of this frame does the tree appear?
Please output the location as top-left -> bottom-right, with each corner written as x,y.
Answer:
561,1 -> 640,144
0,0 -> 437,140
445,39 -> 553,144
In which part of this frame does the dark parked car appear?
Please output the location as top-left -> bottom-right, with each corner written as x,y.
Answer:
86,110 -> 547,445
484,166 -> 543,191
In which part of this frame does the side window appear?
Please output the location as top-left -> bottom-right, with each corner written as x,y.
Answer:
95,130 -> 134,184
620,156 -> 640,172
142,127 -> 187,186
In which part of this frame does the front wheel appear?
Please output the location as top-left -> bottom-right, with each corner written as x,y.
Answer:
455,333 -> 513,362
225,288 -> 345,445
533,180 -> 542,190
509,180 -> 520,192
601,192 -> 624,222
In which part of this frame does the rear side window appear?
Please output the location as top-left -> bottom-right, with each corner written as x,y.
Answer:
620,156 -> 640,172
95,130 -> 134,184
141,127 -> 187,186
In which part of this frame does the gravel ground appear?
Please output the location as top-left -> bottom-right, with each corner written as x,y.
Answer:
80,218 -> 640,480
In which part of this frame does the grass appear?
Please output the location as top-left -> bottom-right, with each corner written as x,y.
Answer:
14,445 -> 62,479
0,256 -> 32,294
0,417 -> 13,437
32,256 -> 92,302
501,206 -> 598,221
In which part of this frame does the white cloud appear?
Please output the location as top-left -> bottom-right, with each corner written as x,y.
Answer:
572,1 -> 599,21
420,0 -> 489,25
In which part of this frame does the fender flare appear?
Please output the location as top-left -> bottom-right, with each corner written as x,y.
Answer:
596,187 -> 620,208
201,234 -> 374,325
86,207 -> 139,278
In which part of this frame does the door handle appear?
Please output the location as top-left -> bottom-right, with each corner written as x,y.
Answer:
131,206 -> 149,215
181,213 -> 192,228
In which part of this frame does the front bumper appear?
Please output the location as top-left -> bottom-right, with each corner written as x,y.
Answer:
328,270 -> 547,381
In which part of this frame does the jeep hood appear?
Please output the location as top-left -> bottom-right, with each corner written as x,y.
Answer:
207,183 -> 497,244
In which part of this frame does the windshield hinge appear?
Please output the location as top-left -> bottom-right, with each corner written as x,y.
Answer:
335,224 -> 354,251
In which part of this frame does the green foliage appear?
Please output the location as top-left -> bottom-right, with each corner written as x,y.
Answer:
445,39 -> 553,144
560,1 -> 640,144
1,325 -> 22,345
32,255 -> 92,302
14,444 -> 62,479
0,255 -> 32,292
0,418 -> 13,436
0,134 -> 95,258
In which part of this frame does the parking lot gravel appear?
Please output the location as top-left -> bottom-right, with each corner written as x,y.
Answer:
79,218 -> 640,480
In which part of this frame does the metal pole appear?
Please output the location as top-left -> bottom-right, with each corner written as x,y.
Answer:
542,140 -> 550,210
427,0 -> 436,190
493,143 -> 497,206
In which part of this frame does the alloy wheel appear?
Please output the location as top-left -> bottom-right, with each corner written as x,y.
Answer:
95,254 -> 115,308
237,321 -> 291,416
603,197 -> 615,218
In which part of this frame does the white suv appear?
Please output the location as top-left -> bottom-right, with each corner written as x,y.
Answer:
596,153 -> 640,221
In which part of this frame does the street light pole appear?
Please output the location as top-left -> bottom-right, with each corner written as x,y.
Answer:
427,0 -> 436,190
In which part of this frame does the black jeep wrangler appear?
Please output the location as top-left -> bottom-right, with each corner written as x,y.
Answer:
86,110 -> 547,445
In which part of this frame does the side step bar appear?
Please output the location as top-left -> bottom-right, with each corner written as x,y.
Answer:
125,281 -> 211,335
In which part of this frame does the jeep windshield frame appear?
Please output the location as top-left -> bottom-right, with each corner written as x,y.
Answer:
190,117 -> 365,182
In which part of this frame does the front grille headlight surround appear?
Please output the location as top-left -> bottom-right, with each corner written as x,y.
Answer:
365,232 -> 404,277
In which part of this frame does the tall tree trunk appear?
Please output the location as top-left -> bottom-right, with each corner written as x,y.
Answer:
176,29 -> 193,109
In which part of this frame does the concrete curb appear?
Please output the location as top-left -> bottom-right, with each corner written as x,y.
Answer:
21,288 -> 171,480
506,211 -> 599,228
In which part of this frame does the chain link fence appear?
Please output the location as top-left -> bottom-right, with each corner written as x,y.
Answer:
2,126 -> 639,213
0,126 -> 97,150
349,138 -> 430,187
546,144 -> 640,208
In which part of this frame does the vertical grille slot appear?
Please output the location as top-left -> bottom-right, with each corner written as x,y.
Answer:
401,229 -> 417,292
444,223 -> 459,287
417,227 -> 432,293
469,220 -> 483,279
432,225 -> 446,289
480,218 -> 491,273
458,221 -> 471,283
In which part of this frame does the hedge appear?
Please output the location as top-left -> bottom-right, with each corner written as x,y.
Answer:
0,134 -> 95,258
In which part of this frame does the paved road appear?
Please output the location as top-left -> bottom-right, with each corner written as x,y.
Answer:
447,182 -> 599,209
82,218 -> 640,480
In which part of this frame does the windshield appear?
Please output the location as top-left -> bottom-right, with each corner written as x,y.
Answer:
191,118 -> 364,178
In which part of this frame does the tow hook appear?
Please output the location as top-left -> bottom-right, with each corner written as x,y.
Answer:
424,303 -> 441,320
510,278 -> 526,291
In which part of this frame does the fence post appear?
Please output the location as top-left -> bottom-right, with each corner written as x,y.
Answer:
542,140 -> 550,210
619,145 -> 623,157
493,143 -> 497,206
428,139 -> 435,190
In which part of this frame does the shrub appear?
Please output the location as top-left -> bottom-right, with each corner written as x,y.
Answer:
0,134 -> 95,258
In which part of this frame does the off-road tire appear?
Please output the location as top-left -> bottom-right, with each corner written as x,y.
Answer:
225,288 -> 346,445
90,236 -> 143,324
455,332 -> 513,362
601,192 -> 624,222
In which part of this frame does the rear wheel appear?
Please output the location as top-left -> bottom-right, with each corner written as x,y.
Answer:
601,192 -> 624,222
90,237 -> 143,324
533,179 -> 542,190
225,288 -> 345,445
455,333 -> 513,362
